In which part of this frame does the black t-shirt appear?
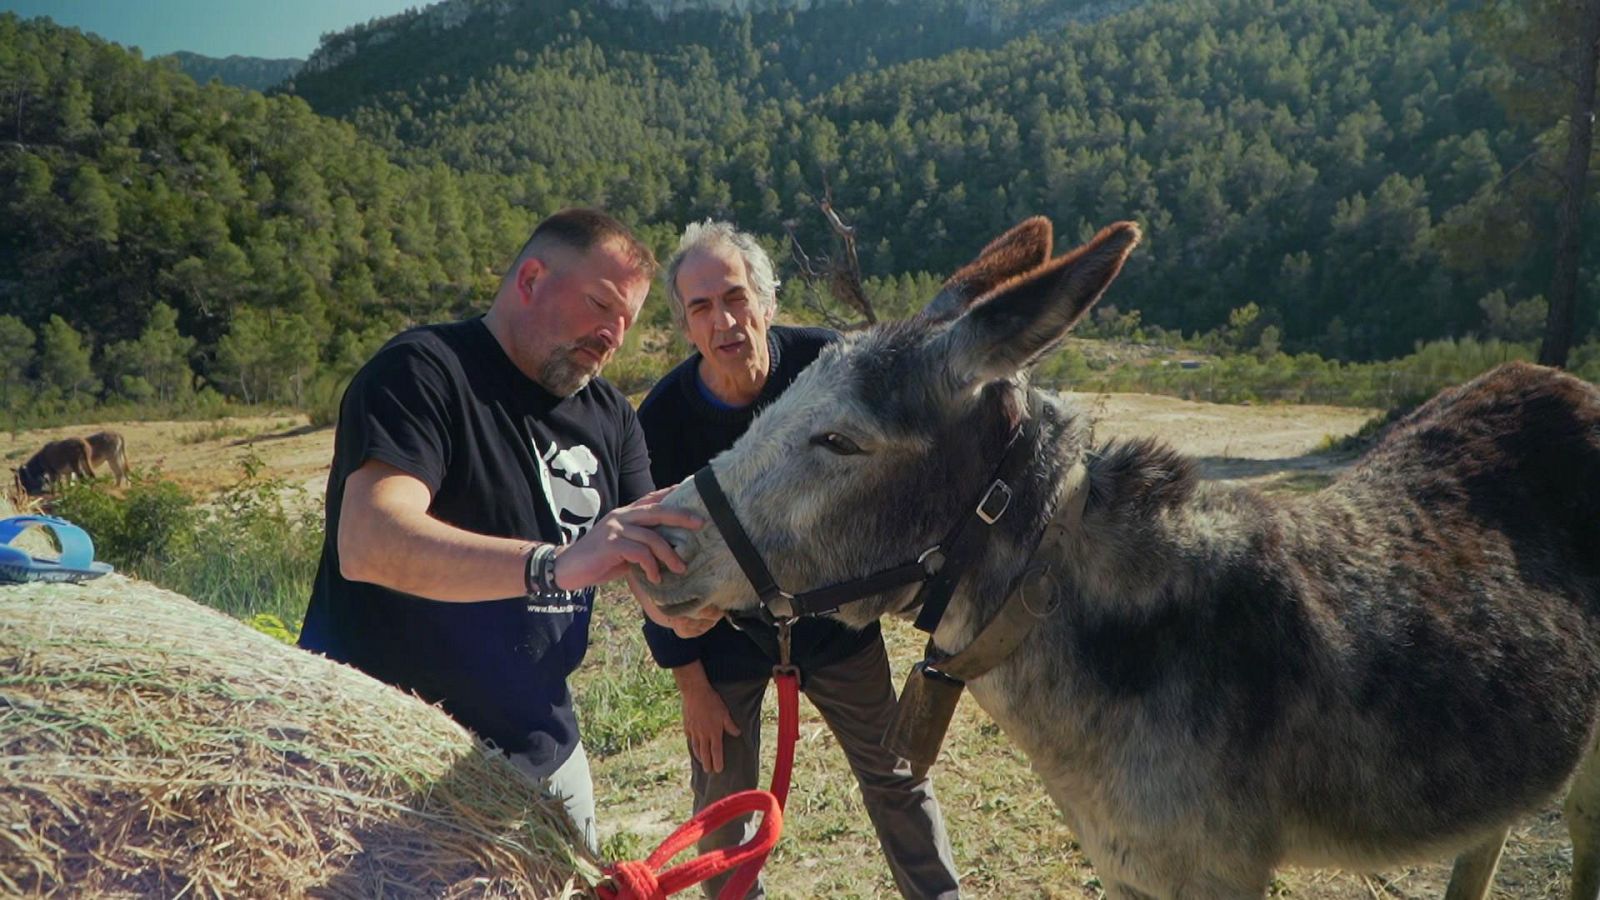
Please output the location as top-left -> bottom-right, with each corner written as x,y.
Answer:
637,325 -> 882,683
299,317 -> 652,776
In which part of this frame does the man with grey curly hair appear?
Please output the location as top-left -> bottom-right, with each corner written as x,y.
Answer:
637,220 -> 961,899
663,219 -> 781,343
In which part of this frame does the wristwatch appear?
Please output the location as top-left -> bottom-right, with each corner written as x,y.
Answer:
524,543 -> 560,596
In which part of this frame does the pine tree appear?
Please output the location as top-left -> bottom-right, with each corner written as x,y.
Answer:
0,315 -> 35,411
38,315 -> 100,404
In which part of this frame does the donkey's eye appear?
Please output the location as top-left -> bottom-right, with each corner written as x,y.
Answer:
811,432 -> 865,456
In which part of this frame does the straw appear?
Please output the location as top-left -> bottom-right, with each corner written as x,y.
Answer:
0,575 -> 600,899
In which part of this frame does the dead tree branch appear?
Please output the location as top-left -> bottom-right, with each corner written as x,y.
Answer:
783,174 -> 878,329
783,220 -> 854,330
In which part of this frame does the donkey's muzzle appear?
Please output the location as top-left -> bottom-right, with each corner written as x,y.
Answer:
883,661 -> 965,778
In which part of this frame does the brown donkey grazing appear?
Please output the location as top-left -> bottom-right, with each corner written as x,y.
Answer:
85,430 -> 129,486
13,437 -> 94,496
637,217 -> 1600,899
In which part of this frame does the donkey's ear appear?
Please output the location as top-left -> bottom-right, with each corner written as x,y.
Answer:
920,216 -> 1054,323
946,221 -> 1140,384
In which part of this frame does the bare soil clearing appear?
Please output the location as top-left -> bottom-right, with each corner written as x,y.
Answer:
3,414 -> 334,502
0,391 -> 1377,504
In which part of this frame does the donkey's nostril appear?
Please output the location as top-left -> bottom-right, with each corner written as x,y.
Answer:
664,529 -> 696,566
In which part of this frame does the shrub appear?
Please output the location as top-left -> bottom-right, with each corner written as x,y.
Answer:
50,455 -> 321,636
1034,335 -> 1574,410
53,474 -> 198,572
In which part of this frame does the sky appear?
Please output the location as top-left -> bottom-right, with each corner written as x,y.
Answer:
2,0 -> 422,59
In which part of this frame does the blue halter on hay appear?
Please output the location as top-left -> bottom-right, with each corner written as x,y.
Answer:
0,515 -> 113,584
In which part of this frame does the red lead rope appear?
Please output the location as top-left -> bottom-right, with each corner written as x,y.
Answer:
598,668 -> 802,900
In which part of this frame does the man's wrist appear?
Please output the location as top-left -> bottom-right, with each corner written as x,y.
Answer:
672,661 -> 714,692
549,543 -> 572,592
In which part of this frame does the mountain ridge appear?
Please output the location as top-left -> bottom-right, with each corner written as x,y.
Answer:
165,50 -> 303,92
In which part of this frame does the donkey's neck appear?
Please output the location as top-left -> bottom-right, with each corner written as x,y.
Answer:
929,418 -> 1252,782
930,409 -> 1220,654
928,390 -> 1095,652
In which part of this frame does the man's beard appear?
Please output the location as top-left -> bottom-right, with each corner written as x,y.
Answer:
537,337 -> 610,396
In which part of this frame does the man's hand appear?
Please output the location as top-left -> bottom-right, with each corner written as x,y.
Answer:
673,662 -> 741,773
554,487 -> 701,589
630,571 -> 722,639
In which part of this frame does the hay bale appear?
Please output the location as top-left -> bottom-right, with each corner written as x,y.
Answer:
0,575 -> 596,898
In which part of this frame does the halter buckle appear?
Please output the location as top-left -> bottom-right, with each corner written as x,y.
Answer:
777,617 -> 794,667
975,479 -> 1013,525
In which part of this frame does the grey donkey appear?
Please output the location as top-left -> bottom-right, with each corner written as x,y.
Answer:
637,216 -> 1600,899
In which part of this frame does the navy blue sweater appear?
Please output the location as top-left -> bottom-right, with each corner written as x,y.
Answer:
637,325 -> 882,683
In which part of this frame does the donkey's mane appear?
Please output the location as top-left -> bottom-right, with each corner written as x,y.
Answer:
1085,435 -> 1199,515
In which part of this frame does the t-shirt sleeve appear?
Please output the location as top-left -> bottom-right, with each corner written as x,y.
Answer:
616,402 -> 655,505
341,343 -> 455,493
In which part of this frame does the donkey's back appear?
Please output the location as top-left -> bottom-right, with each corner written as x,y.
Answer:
1032,363 -> 1600,898
1353,360 -> 1600,582
1258,361 -> 1600,869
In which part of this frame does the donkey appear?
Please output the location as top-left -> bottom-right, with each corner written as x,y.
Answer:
637,217 -> 1600,899
13,437 -> 95,496
85,430 -> 129,486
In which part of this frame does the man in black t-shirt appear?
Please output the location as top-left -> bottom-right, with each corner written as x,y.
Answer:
299,208 -> 712,852
639,221 -> 961,899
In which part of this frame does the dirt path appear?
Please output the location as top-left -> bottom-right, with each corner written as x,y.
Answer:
1079,391 -> 1376,484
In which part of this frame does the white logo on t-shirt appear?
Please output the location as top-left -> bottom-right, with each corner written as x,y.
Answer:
534,439 -> 602,543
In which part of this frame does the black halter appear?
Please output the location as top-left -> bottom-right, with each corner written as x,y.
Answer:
691,395 -> 1044,634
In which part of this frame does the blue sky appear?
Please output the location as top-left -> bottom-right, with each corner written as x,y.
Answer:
2,1 -> 421,59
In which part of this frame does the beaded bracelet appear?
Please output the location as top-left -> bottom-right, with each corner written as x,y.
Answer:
524,543 -> 560,596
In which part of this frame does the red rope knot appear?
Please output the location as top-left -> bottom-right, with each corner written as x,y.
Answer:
599,671 -> 801,899
603,860 -> 664,899
599,791 -> 783,900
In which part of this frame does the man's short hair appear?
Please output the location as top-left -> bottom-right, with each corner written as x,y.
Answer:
665,220 -> 780,333
512,207 -> 658,280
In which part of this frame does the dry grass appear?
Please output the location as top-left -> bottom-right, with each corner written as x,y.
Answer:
0,573 -> 596,899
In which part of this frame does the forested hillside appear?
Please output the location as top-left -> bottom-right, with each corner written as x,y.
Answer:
308,0 -> 1582,360
0,14 -> 539,415
0,0 -> 1593,422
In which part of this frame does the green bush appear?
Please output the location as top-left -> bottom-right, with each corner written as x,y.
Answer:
53,474 -> 197,571
604,327 -> 678,397
303,369 -> 352,428
50,456 -> 321,638
1034,336 -> 1572,410
183,454 -> 323,626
